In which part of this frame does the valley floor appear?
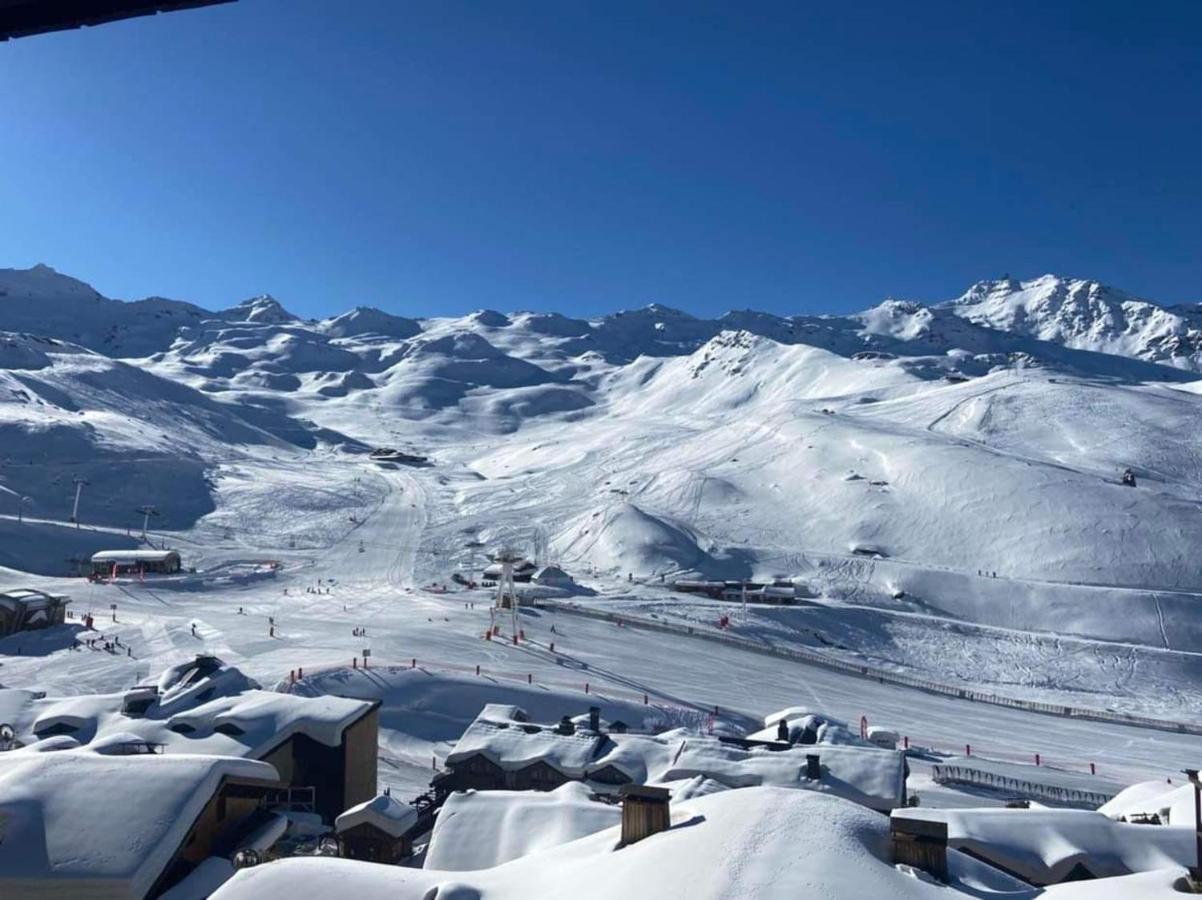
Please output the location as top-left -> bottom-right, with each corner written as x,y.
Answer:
3,450 -> 1202,797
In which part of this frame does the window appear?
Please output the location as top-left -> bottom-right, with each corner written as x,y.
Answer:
589,766 -> 631,785
34,722 -> 77,738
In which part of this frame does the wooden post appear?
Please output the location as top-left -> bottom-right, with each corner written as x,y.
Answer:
620,784 -> 671,846
890,815 -> 948,883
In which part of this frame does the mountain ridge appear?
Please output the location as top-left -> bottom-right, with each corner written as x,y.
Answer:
4,265 -> 1200,372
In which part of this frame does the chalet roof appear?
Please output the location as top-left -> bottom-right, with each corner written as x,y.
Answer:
895,807 -> 1194,883
7,658 -> 376,761
587,732 -> 680,783
0,747 -> 278,898
210,787 -> 968,900
335,793 -> 419,838
445,706 -> 903,811
747,708 -> 867,746
1101,779 -> 1197,826
446,719 -> 603,777
660,742 -> 906,811
425,782 -> 620,871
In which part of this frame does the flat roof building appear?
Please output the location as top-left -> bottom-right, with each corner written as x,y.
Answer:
92,549 -> 182,576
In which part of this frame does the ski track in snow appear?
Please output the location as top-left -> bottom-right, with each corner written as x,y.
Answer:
7,267 -> 1202,792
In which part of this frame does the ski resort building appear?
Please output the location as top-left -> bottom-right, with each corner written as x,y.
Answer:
424,782 -> 622,871
531,564 -> 574,587
0,588 -> 69,637
0,749 -> 286,900
3,656 -> 380,824
91,549 -> 182,576
482,559 -> 537,582
436,703 -> 906,812
671,579 -> 798,604
334,792 -> 419,863
890,806 -> 1195,886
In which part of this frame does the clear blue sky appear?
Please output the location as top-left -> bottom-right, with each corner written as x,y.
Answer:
1,0 -> 1199,319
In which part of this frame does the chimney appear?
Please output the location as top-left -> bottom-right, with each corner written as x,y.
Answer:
620,784 -> 671,846
805,754 -> 821,780
890,815 -> 948,882
588,706 -> 600,732
557,715 -> 576,735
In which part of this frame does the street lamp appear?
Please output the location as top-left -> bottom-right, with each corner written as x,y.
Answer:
1183,768 -> 1201,884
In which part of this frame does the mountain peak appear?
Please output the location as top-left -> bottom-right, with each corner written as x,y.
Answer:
0,263 -> 104,300
945,273 -> 1202,367
222,294 -> 297,324
323,305 -> 421,339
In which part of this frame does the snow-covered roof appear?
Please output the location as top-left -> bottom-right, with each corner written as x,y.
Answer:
444,706 -> 901,811
0,747 -> 279,899
160,691 -> 376,756
661,741 -> 906,811
6,659 -> 376,761
0,588 -> 68,608
482,559 -> 537,577
895,806 -> 1194,884
446,718 -> 603,776
587,732 -> 681,783
335,793 -> 418,838
532,564 -> 573,583
1099,778 -> 1186,823
425,782 -> 620,871
91,549 -> 180,563
212,787 -> 982,900
749,707 -> 868,746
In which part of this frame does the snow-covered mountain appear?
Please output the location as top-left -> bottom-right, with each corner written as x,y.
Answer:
947,274 -> 1202,371
5,263 -> 1202,649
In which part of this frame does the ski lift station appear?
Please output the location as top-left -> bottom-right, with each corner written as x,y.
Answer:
482,558 -> 536,583
0,589 -> 70,637
91,549 -> 182,577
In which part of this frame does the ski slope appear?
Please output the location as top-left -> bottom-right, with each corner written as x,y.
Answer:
3,448 -> 1201,799
5,263 -> 1202,797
